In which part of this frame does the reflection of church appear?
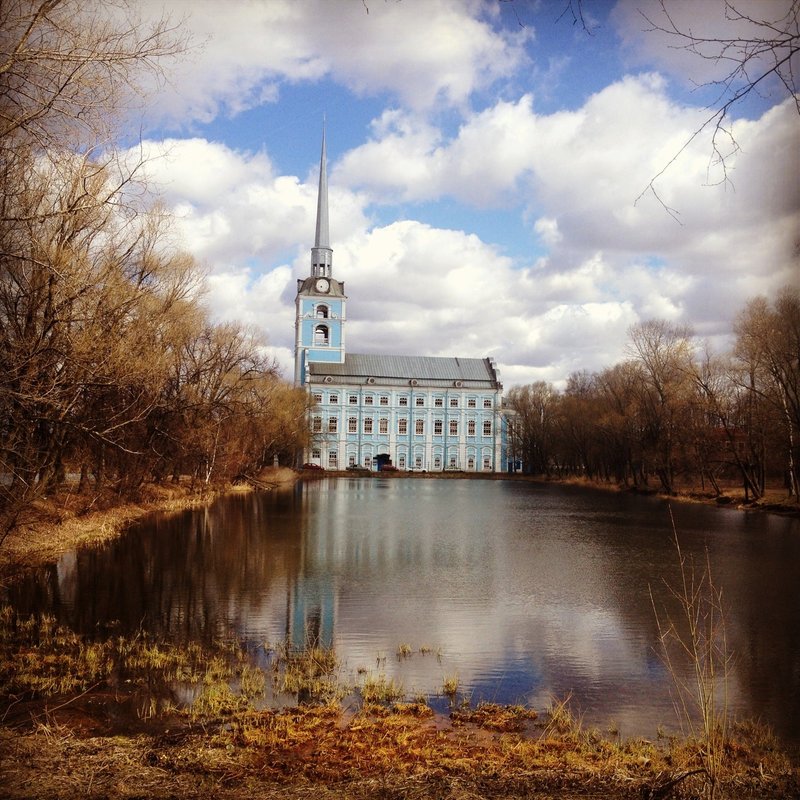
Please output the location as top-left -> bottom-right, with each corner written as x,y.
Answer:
295,132 -> 507,471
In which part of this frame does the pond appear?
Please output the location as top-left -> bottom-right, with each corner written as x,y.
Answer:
5,478 -> 800,745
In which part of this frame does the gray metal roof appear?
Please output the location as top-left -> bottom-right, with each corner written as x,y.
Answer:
308,353 -> 500,388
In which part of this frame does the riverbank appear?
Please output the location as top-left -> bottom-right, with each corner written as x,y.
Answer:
0,613 -> 796,800
528,474 -> 800,516
0,467 -> 298,580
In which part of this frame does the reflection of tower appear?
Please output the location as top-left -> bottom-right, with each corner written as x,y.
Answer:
284,484 -> 336,648
286,575 -> 335,649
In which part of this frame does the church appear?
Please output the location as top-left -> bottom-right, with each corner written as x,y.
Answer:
294,132 -> 507,472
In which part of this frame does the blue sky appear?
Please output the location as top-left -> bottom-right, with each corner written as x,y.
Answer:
129,0 -> 799,387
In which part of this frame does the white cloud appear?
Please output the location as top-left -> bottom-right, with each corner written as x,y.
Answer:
132,137 -> 370,271
135,0 -> 528,127
534,216 -> 562,246
126,2 -> 797,390
335,96 -> 539,204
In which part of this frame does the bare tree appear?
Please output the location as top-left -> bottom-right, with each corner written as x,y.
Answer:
734,287 -> 800,499
0,0 -> 188,539
506,381 -> 558,475
0,0 -> 186,153
626,320 -> 696,494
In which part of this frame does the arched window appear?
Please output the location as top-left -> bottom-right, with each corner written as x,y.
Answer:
316,305 -> 329,319
314,325 -> 329,346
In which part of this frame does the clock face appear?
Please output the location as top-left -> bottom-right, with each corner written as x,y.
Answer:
315,278 -> 330,293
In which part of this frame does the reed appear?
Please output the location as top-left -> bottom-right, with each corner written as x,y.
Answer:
650,511 -> 732,800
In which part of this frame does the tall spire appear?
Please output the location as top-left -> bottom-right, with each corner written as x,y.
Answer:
311,120 -> 333,278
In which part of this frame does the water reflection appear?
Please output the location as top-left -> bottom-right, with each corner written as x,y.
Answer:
5,478 -> 800,745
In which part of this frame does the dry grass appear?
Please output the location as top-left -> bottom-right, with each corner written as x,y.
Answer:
0,610 -> 796,799
1,702 -> 796,800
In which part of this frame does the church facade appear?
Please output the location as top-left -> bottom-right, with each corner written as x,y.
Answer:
295,132 -> 506,472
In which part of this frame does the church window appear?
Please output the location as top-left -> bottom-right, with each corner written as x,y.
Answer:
364,455 -> 372,469
328,450 -> 338,468
434,455 -> 442,470
364,418 -> 373,434
348,417 -> 357,433
348,453 -> 357,467
329,393 -> 338,404
316,305 -> 329,318
434,419 -> 443,435
483,420 -> 492,436
364,395 -> 374,405
379,395 -> 389,406
312,392 -> 322,403
467,420 -> 476,436
467,398 -> 476,408
483,398 -> 492,408
483,455 -> 491,471
415,419 -> 424,435
379,418 -> 389,434
398,454 -> 406,469
449,397 -> 458,407
398,418 -> 408,435
414,454 -> 423,469
449,453 -> 458,468
312,416 -> 322,433
415,396 -> 424,407
399,396 -> 408,407
328,417 -> 337,433
434,397 -> 443,407
449,420 -> 458,436
467,456 -> 475,470
314,325 -> 329,346
349,394 -> 358,404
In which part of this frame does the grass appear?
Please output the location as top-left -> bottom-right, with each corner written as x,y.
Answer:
274,641 -> 342,702
0,609 -> 796,799
441,673 -> 459,697
396,642 -> 413,659
359,673 -> 404,704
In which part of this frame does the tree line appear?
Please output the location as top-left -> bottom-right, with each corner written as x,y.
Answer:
506,289 -> 800,502
0,0 -> 311,540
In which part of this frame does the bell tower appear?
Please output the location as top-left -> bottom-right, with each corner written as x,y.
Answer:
294,126 -> 346,385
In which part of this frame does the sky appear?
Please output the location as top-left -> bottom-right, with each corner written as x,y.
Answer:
127,0 -> 799,388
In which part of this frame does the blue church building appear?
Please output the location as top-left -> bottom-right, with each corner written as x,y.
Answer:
295,132 -> 507,472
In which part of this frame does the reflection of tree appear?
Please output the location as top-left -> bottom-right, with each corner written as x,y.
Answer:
5,489 -> 319,647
